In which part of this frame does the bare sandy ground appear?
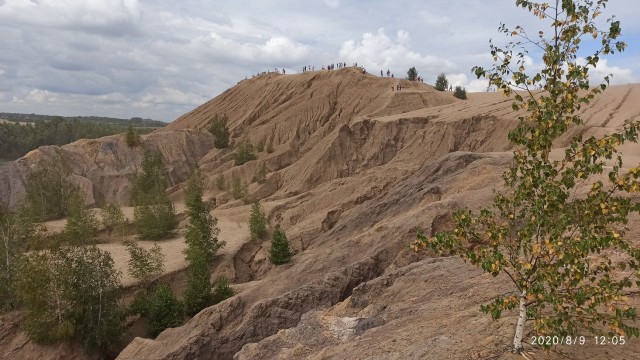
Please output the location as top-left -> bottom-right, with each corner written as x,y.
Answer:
101,217 -> 247,286
41,203 -> 249,287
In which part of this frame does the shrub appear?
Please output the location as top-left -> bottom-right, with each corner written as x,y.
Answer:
125,124 -> 141,147
269,224 -> 292,265
215,173 -> 227,191
256,139 -> 265,153
212,276 -> 234,304
145,284 -> 184,338
453,86 -> 467,100
124,240 -> 164,288
266,142 -> 274,154
252,162 -> 268,184
63,190 -> 98,245
102,202 -> 127,238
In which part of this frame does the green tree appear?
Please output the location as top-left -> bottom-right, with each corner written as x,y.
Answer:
132,149 -> 177,240
249,201 -> 267,241
24,154 -> 79,221
231,174 -> 247,200
207,114 -> 230,149
124,240 -> 164,289
102,202 -> 127,238
125,124 -> 141,147
145,284 -> 184,338
407,66 -> 418,81
253,162 -> 268,184
212,276 -> 234,304
453,86 -> 467,100
234,138 -> 257,166
0,204 -> 38,312
415,0 -> 639,353
434,72 -> 448,91
63,190 -> 98,245
269,224 -> 292,265
215,173 -> 227,191
15,246 -> 123,350
183,167 -> 225,315
256,139 -> 266,153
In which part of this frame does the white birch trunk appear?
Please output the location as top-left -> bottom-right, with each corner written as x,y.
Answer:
512,291 -> 527,353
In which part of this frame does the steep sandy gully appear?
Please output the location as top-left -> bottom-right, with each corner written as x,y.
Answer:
2,68 -> 640,359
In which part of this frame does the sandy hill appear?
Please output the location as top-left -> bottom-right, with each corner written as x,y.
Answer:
1,68 -> 640,360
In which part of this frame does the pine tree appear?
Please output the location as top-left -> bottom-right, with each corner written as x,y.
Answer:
207,114 -> 230,149
407,66 -> 418,81
434,73 -> 448,91
249,201 -> 267,241
415,0 -> 640,353
269,224 -> 292,265
183,167 -> 225,315
132,149 -> 177,240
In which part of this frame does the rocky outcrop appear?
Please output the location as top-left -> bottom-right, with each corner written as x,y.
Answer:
0,129 -> 214,208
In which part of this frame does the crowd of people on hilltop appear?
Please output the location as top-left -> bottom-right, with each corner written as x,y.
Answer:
302,62 -> 363,73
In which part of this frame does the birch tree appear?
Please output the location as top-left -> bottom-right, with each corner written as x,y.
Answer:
414,0 -> 640,353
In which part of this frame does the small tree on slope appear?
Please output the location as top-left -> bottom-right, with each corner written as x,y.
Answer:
183,167 -> 224,315
249,201 -> 267,241
269,224 -> 292,265
414,0 -> 640,353
434,73 -> 448,91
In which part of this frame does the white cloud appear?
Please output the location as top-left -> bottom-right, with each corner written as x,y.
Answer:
323,0 -> 340,9
576,58 -> 635,84
0,0 -> 636,122
191,33 -> 311,65
339,28 -> 455,76
136,87 -> 208,107
26,89 -> 57,103
418,10 -> 451,26
0,0 -> 141,35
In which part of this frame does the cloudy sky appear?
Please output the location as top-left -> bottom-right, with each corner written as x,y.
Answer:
0,0 -> 638,122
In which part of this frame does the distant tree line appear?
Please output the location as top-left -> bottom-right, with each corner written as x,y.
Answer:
0,112 -> 166,127
0,117 -> 159,160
